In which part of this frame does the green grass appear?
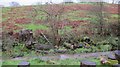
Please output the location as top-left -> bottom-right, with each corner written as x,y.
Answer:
59,26 -> 72,35
2,18 -> 8,22
17,23 -> 48,31
2,57 -> 101,66
2,60 -> 21,66
36,15 -> 46,20
56,58 -> 80,65
24,24 -> 48,31
2,56 -> 118,66
2,7 -> 11,13
111,14 -> 118,18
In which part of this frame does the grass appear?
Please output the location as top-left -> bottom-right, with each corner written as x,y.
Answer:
2,7 -> 11,13
17,23 -> 48,31
24,24 -> 48,31
2,57 -> 101,66
111,14 -> 118,18
59,26 -> 72,35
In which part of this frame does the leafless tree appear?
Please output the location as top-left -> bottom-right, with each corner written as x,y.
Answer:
32,4 -> 65,48
89,1 -> 106,36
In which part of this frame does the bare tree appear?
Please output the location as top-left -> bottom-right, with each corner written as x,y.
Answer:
118,1 -> 120,50
89,1 -> 106,36
32,4 -> 65,48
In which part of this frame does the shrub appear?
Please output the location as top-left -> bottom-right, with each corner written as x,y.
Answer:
99,45 -> 112,52
107,37 -> 119,50
91,46 -> 99,52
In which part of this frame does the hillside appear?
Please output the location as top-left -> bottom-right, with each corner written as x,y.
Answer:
2,3 -> 118,31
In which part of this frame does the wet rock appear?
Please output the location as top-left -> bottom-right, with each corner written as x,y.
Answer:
107,54 -> 116,60
80,60 -> 96,67
18,61 -> 30,67
114,50 -> 120,64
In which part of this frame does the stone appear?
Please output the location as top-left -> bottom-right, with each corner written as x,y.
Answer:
55,50 -> 67,53
80,60 -> 96,67
112,64 -> 120,67
107,54 -> 116,60
18,61 -> 30,67
60,55 -> 69,60
114,50 -> 120,64
63,42 -> 73,49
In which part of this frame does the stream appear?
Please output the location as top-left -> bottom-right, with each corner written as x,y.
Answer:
2,51 -> 114,61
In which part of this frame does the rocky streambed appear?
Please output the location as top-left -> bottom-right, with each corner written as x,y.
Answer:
2,51 -> 114,61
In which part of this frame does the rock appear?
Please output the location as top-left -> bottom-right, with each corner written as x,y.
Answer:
114,50 -> 120,64
80,60 -> 96,67
60,55 -> 69,60
36,50 -> 49,54
112,64 -> 120,67
100,55 -> 111,65
78,44 -> 83,48
107,54 -> 116,60
25,40 -> 36,49
18,61 -> 30,67
55,50 -> 67,53
34,44 -> 54,50
72,43 -> 83,49
63,42 -> 74,49
18,29 -> 33,42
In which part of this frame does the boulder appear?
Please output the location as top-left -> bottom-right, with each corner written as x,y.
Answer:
54,49 -> 67,53
107,54 -> 116,60
18,61 -> 30,67
114,50 -> 120,64
112,64 -> 120,67
80,60 -> 96,67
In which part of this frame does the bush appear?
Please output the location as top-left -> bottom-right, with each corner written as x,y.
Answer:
97,40 -> 110,45
91,46 -> 99,52
107,37 -> 119,50
99,45 -> 112,52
